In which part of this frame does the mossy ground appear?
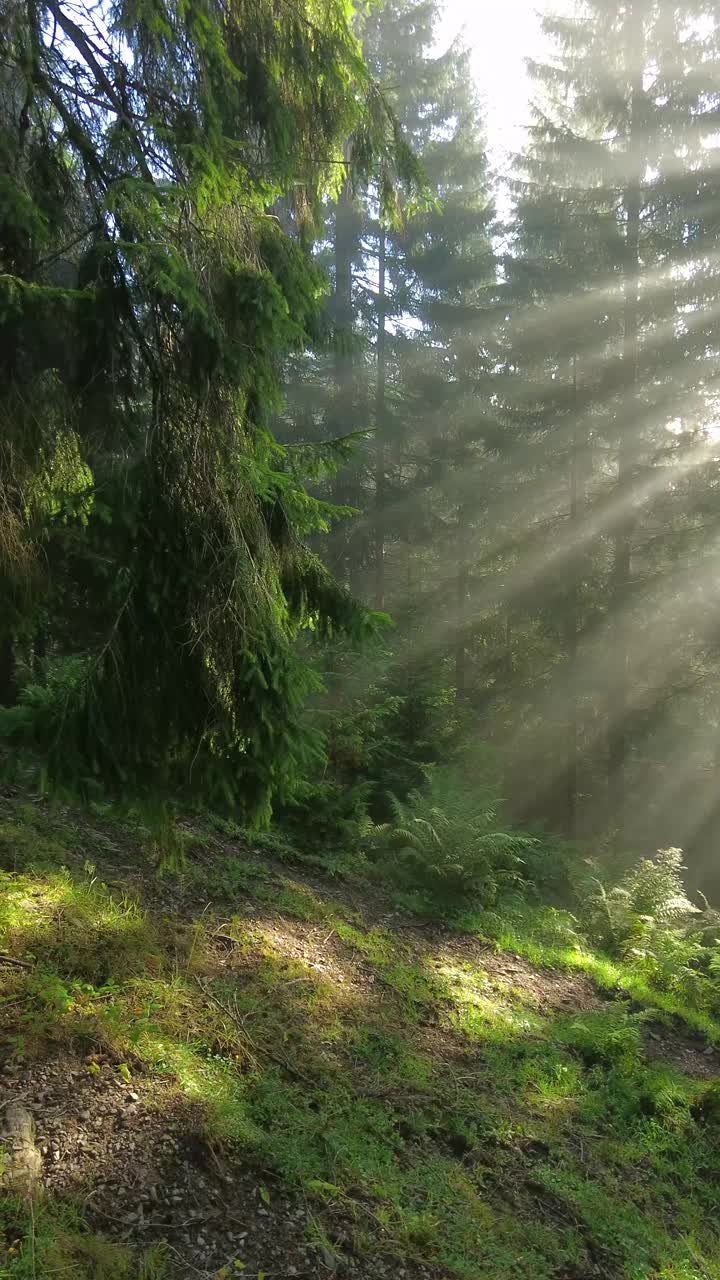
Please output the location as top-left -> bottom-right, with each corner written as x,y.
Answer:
0,793 -> 719,1279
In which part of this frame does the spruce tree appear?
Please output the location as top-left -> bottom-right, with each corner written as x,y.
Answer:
361,0 -> 497,677
504,0 -> 720,843
0,0 -> 421,820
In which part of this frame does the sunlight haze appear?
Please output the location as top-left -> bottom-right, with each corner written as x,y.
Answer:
436,0 -> 547,162
5,2 -> 720,1271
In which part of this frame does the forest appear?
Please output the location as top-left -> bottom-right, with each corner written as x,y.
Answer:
3,0 -> 720,1277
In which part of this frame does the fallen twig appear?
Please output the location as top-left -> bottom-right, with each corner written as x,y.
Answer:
193,976 -> 260,1071
194,976 -> 315,1084
0,954 -> 32,970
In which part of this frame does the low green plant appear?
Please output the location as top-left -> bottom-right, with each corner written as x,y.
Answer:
185,852 -> 272,899
0,1196 -> 167,1278
366,766 -> 531,914
584,848 -> 698,957
554,1007 -> 643,1070
3,790 -> 720,1280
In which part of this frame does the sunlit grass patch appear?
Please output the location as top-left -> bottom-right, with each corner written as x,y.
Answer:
270,879 -> 332,921
437,958 -> 545,1041
139,1037 -> 260,1144
530,1160 -> 703,1277
519,1053 -> 584,1109
333,921 -> 449,1014
0,816 -> 70,872
0,867 -> 162,984
463,901 -> 720,1042
181,851 -> 273,900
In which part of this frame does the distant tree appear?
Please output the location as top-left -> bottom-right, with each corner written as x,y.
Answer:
502,0 -> 720,844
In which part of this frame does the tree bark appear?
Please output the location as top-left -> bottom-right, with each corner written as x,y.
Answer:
608,3 -> 643,848
374,224 -> 387,609
455,554 -> 468,701
565,355 -> 580,841
0,634 -> 16,707
331,179 -> 356,588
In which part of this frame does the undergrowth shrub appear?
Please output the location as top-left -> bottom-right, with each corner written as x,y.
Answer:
366,766 -> 532,915
0,657 -> 102,800
274,775 -> 372,856
512,829 -> 581,904
583,848 -> 698,956
280,655 -> 465,853
576,847 -> 720,1015
555,1008 -> 643,1070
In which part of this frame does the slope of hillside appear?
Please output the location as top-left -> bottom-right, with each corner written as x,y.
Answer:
0,789 -> 719,1280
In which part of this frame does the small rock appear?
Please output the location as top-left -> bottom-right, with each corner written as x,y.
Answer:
704,1045 -> 715,1056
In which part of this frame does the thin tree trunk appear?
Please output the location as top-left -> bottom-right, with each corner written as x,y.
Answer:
609,5 -> 643,848
455,554 -> 468,701
374,225 -> 387,609
332,180 -> 356,588
564,355 -> 580,842
0,634 -> 16,707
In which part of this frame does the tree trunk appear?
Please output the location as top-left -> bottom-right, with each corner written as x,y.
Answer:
0,634 -> 16,707
374,224 -> 387,609
455,556 -> 468,701
608,5 -> 643,848
565,355 -> 580,842
331,179 -> 356,588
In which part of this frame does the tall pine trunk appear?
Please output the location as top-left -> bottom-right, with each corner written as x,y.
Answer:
564,355 -> 580,841
332,180 -> 356,588
608,2 -> 643,847
374,225 -> 387,609
455,530 -> 469,701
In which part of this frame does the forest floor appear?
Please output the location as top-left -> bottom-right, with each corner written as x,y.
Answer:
0,789 -> 719,1279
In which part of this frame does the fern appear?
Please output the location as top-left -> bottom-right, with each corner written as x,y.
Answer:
366,768 -> 533,914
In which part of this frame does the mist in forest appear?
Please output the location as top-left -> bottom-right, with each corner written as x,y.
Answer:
280,0 -> 720,889
3,0 -> 720,890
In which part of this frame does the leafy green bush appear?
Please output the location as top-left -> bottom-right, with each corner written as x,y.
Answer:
554,1008 -> 643,1070
0,657 -> 102,798
514,829 -> 582,903
366,766 -> 532,914
573,847 -> 720,1015
275,775 -> 372,854
583,848 -> 698,956
625,925 -> 709,1004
